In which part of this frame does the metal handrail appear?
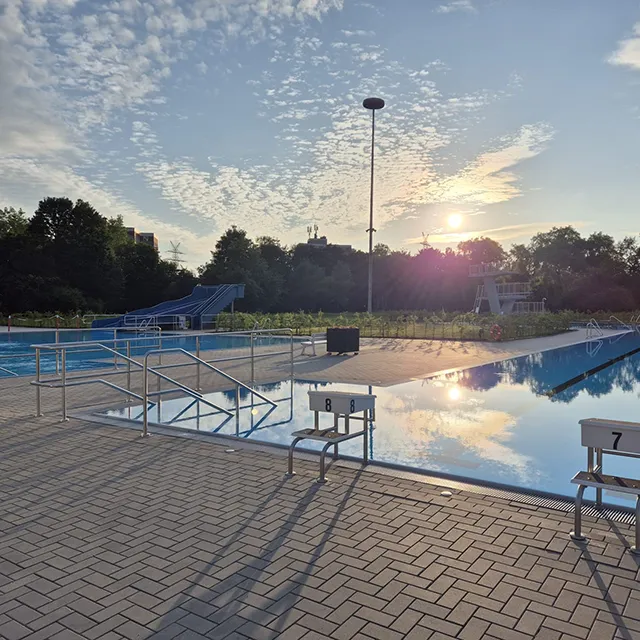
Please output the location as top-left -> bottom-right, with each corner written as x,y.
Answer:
144,348 -> 276,407
32,341 -> 145,418
32,378 -> 144,401
29,328 -> 294,420
586,319 -> 604,340
0,365 -> 19,377
141,347 -> 275,437
610,315 -> 632,331
32,327 -> 294,350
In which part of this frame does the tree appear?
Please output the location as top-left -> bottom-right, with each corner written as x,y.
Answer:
0,207 -> 29,239
28,197 -> 122,309
457,237 -> 506,265
326,262 -> 354,310
199,227 -> 271,310
4,197 -> 640,315
286,260 -> 329,311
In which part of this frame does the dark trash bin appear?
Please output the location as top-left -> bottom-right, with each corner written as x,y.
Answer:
326,327 -> 360,355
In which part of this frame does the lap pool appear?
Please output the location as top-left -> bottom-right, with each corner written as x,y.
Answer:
0,330 -> 296,377
101,331 -> 640,507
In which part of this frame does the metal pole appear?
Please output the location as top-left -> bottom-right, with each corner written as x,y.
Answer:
126,341 -> 132,400
570,485 -> 587,542
196,336 -> 201,391
367,108 -> 376,314
363,409 -> 369,464
596,448 -> 603,507
250,333 -> 255,382
157,335 -> 162,396
290,331 -> 294,380
61,349 -> 68,421
142,357 -> 149,437
55,324 -> 60,376
632,497 -> 640,555
235,384 -> 240,436
35,347 -> 42,417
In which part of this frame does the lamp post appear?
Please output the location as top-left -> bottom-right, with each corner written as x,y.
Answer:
363,97 -> 385,314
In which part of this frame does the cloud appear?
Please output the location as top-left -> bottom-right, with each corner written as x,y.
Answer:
608,23 -> 640,70
430,124 -> 554,205
1,0 -> 550,264
0,156 -> 220,266
406,221 -> 588,246
341,29 -> 375,37
130,30 -> 525,243
435,0 -> 476,14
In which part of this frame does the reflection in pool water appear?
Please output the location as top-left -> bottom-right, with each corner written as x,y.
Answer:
102,333 -> 640,507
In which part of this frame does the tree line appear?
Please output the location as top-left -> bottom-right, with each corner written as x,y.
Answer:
2,197 -> 640,314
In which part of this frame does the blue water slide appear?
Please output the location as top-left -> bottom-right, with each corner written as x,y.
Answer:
92,284 -> 245,329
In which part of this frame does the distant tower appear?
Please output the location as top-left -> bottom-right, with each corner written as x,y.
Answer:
167,241 -> 185,266
420,232 -> 430,249
313,223 -> 319,239
307,225 -> 313,239
469,262 -> 544,315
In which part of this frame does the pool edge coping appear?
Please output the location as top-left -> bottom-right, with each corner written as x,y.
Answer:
73,407 -> 638,529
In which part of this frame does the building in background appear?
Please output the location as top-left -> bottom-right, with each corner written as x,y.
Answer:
305,225 -> 351,250
126,227 -> 159,250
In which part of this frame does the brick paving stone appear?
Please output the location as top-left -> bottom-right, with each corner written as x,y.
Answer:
332,615 -> 367,640
0,368 -> 639,640
0,616 -> 31,640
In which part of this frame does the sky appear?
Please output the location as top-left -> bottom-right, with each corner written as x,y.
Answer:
2,0 -> 640,268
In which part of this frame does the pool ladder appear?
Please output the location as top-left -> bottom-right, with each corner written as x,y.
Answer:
586,319 -> 603,340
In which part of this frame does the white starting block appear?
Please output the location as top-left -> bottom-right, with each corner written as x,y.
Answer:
570,418 -> 640,554
287,391 -> 376,483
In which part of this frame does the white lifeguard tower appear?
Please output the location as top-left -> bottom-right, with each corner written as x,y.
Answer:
469,263 -> 544,315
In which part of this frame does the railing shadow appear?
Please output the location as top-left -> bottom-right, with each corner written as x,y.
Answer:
150,462 -> 364,635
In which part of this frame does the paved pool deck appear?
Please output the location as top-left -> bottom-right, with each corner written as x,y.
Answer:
0,330 -> 638,640
293,329 -> 626,386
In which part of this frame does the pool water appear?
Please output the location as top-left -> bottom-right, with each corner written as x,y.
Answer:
0,330 -> 296,377
102,331 -> 640,507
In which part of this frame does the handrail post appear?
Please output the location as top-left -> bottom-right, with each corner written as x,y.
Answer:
250,333 -> 255,382
235,384 -> 240,436
142,355 -> 150,438
126,341 -> 132,400
196,336 -> 201,391
61,348 -> 68,422
35,347 -> 42,417
290,330 -> 294,379
157,335 -> 162,396
55,325 -> 60,375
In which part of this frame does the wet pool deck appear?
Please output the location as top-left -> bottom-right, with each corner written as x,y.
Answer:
0,330 -> 638,639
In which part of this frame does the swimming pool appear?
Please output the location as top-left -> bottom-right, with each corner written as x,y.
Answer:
101,331 -> 640,506
0,330 -> 297,377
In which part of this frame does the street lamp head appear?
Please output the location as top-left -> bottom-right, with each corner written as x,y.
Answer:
363,97 -> 385,110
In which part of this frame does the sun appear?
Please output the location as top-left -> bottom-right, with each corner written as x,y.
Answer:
447,214 -> 463,229
448,386 -> 461,401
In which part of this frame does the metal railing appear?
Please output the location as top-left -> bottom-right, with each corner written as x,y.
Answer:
141,348 -> 277,437
586,319 -> 604,340
609,315 -> 632,331
475,282 -> 532,299
0,325 -> 163,379
32,341 -> 145,419
29,329 -> 295,422
512,301 -> 546,314
0,365 -> 19,377
469,262 -> 516,277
